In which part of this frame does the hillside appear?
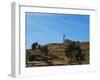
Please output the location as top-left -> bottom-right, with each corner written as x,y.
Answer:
26,39 -> 89,67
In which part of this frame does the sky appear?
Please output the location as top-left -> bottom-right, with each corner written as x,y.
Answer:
26,12 -> 89,49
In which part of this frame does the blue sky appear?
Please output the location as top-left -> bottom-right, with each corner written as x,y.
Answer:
26,12 -> 89,49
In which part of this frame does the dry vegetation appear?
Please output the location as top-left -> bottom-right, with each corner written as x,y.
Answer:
26,39 -> 89,67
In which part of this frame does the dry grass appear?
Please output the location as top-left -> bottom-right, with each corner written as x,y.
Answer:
26,41 -> 89,67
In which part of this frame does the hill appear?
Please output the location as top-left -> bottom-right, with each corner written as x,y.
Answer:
26,39 -> 89,67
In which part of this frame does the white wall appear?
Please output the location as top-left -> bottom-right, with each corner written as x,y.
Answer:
0,0 -> 100,80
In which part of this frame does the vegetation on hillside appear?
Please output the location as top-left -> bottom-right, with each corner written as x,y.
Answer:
26,39 -> 89,67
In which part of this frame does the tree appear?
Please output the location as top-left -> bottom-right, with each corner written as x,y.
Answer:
65,41 -> 84,64
75,45 -> 84,64
31,42 -> 38,50
75,41 -> 85,62
64,41 -> 75,64
65,41 -> 75,58
37,44 -> 41,50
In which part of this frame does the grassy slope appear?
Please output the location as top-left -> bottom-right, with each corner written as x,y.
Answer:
26,41 -> 89,67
